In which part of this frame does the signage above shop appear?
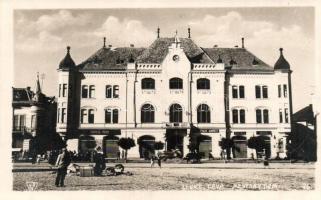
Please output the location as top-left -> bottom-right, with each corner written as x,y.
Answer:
200,129 -> 219,133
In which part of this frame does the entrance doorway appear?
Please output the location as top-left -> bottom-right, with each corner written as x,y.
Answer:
257,135 -> 271,158
232,136 -> 247,158
138,135 -> 155,159
198,135 -> 212,159
165,129 -> 186,157
103,135 -> 119,158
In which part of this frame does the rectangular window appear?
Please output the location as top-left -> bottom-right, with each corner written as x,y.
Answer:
232,86 -> 238,98
255,85 -> 261,98
256,110 -> 262,123
20,115 -> 26,128
279,109 -> 283,123
285,108 -> 289,123
14,115 -> 19,130
112,109 -> 119,124
278,85 -> 281,98
113,85 -> 119,98
61,108 -> 66,123
81,109 -> 87,124
62,84 -> 68,97
232,110 -> 238,123
262,86 -> 268,98
57,108 -> 60,123
31,115 -> 36,129
105,109 -> 112,123
88,109 -> 95,123
283,84 -> 287,98
82,85 -> 88,98
240,109 -> 245,123
89,85 -> 95,98
106,85 -> 112,98
59,84 -> 61,97
239,86 -> 245,98
263,109 -> 269,123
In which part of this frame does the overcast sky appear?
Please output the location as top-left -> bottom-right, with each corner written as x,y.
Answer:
14,7 -> 315,112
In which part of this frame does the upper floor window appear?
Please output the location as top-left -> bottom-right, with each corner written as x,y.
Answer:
197,104 -> 211,123
283,84 -> 288,98
256,108 -> 269,124
13,115 -> 26,131
80,108 -> 95,124
105,108 -> 119,124
82,85 -> 95,98
232,108 -> 245,123
105,85 -> 119,98
255,85 -> 268,99
279,108 -> 283,123
278,84 -> 288,98
232,85 -> 245,99
169,104 -> 183,123
142,78 -> 155,90
62,84 -> 68,97
169,78 -> 183,89
61,108 -> 66,123
284,108 -> 289,123
197,78 -> 210,90
31,115 -> 36,129
141,104 -> 155,123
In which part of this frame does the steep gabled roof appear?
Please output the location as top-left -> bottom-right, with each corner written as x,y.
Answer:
135,37 -> 214,64
79,47 -> 145,71
202,47 -> 273,71
293,104 -> 314,124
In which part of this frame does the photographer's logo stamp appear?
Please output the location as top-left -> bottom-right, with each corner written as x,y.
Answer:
26,181 -> 38,191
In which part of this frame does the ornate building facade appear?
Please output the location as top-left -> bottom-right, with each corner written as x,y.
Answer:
56,29 -> 293,159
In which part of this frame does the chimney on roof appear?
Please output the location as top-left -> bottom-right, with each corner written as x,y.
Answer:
26,86 -> 31,91
103,37 -> 106,48
157,27 -> 160,38
214,45 -> 218,48
234,45 -> 239,48
188,27 -> 191,38
108,44 -> 112,48
242,37 -> 244,48
130,44 -> 134,47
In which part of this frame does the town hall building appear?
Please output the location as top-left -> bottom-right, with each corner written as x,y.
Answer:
56,28 -> 293,160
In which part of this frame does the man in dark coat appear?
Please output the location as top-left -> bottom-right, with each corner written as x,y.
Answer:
55,148 -> 71,187
93,149 -> 106,176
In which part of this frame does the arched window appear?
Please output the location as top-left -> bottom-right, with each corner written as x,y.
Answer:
197,104 -> 211,123
142,78 -> 155,90
197,78 -> 210,90
141,104 -> 155,123
169,78 -> 183,89
169,104 -> 182,123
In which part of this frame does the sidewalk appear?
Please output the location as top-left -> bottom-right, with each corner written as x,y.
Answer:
12,161 -> 315,172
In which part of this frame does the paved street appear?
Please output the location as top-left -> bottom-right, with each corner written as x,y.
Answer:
13,162 -> 314,191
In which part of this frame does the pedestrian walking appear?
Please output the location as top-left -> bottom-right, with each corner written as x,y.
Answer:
55,147 -> 71,187
93,149 -> 106,176
150,155 -> 156,168
157,155 -> 162,168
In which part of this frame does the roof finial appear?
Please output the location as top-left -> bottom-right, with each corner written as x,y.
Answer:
188,26 -> 191,38
242,37 -> 244,48
36,72 -> 41,94
67,46 -> 70,54
157,27 -> 160,38
279,48 -> 283,55
174,30 -> 180,47
103,37 -> 106,48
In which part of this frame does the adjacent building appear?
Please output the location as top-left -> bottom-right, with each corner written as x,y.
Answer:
56,29 -> 293,159
12,75 -> 57,157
